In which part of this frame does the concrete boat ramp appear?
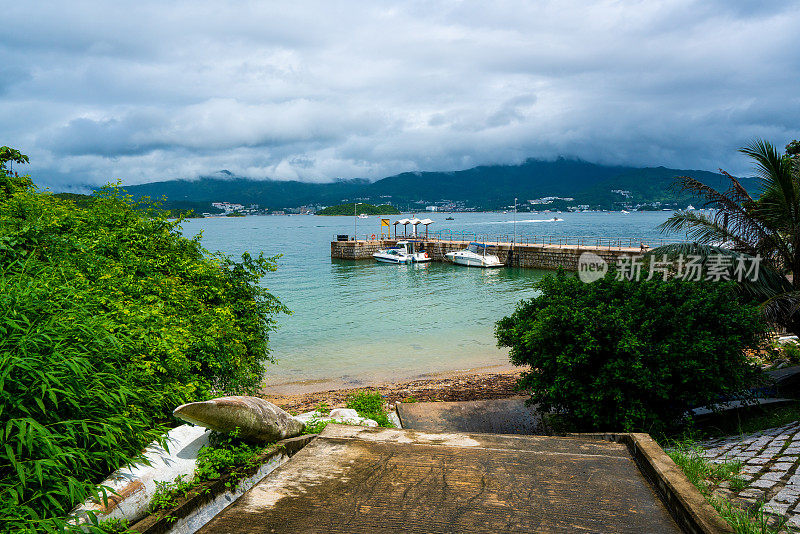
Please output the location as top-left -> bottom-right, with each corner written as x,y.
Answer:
196,424 -> 728,533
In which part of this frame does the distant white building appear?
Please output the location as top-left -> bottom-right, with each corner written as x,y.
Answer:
425,206 -> 438,212
528,196 -> 574,205
211,201 -> 245,213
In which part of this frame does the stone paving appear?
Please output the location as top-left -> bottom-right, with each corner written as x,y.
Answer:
699,420 -> 800,531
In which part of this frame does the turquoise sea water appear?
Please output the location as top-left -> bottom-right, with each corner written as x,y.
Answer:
180,211 -> 677,393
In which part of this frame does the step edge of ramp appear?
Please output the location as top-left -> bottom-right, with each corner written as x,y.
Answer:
567,432 -> 733,534
319,423 -> 632,457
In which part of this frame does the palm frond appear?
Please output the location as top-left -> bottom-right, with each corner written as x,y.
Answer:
667,175 -> 773,251
654,139 -> 800,333
741,139 -> 799,228
658,210 -> 763,254
760,291 -> 800,328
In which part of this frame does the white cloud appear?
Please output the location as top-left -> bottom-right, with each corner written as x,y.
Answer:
1,0 -> 799,189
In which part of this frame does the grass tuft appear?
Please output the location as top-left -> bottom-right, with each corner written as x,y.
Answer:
346,391 -> 394,428
667,442 -> 784,534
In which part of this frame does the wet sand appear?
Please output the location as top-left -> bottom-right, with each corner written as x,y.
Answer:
261,367 -> 524,413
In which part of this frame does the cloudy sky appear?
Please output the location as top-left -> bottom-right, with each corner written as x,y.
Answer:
2,1 -> 799,190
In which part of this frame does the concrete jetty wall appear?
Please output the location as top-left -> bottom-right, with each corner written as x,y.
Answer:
331,239 -> 642,271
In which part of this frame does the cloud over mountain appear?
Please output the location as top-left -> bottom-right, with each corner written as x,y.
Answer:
2,1 -> 799,190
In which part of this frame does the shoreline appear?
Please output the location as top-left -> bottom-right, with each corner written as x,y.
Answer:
260,362 -> 518,396
261,367 -> 524,413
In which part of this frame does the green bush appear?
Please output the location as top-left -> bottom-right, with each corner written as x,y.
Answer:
148,430 -> 272,516
0,267 -> 169,532
495,272 -> 765,433
0,157 -> 286,532
193,431 -> 269,487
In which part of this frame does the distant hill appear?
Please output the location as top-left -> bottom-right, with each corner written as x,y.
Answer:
317,203 -> 400,216
118,158 -> 758,211
121,172 -> 366,209
51,192 -> 203,218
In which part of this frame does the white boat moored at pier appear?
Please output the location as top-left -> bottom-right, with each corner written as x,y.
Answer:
445,242 -> 503,268
373,240 -> 432,264
373,247 -> 411,263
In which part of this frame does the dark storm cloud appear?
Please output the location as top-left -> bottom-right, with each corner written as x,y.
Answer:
1,0 -> 799,189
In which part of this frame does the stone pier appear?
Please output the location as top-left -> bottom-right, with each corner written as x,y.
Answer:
331,239 -> 644,271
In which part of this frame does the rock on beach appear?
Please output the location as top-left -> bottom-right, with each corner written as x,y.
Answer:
173,396 -> 304,441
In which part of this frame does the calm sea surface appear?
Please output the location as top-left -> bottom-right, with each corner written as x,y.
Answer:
180,211 -> 678,393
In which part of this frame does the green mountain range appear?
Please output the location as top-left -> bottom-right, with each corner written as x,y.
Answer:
118,158 -> 756,212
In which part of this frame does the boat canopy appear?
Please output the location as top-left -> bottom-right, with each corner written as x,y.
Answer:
469,242 -> 488,247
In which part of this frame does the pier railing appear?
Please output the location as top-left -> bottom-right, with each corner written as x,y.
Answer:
334,232 -> 686,250
425,231 -> 685,249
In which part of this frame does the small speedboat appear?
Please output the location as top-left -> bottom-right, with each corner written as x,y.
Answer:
446,216 -> 454,220
373,247 -> 412,263
373,240 -> 432,264
445,242 -> 503,268
358,213 -> 369,219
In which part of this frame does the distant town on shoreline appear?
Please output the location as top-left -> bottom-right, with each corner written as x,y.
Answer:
72,157 -> 756,217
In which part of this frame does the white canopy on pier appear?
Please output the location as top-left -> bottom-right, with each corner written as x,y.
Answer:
419,218 -> 434,238
393,217 -> 433,238
408,218 -> 423,237
395,218 -> 411,237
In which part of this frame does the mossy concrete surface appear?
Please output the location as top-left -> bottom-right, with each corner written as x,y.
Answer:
197,424 -> 685,533
570,433 -> 734,534
396,396 -> 543,435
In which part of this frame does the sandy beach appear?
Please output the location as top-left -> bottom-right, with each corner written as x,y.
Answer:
261,367 -> 525,413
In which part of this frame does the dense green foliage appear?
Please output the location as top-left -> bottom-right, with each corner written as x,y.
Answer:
316,203 -> 400,216
0,268 -> 170,532
193,431 -> 270,486
495,272 -> 765,433
51,192 -> 96,209
0,152 -> 286,532
51,192 -> 202,218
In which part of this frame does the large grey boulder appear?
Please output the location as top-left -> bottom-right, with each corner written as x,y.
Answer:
173,396 -> 304,442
